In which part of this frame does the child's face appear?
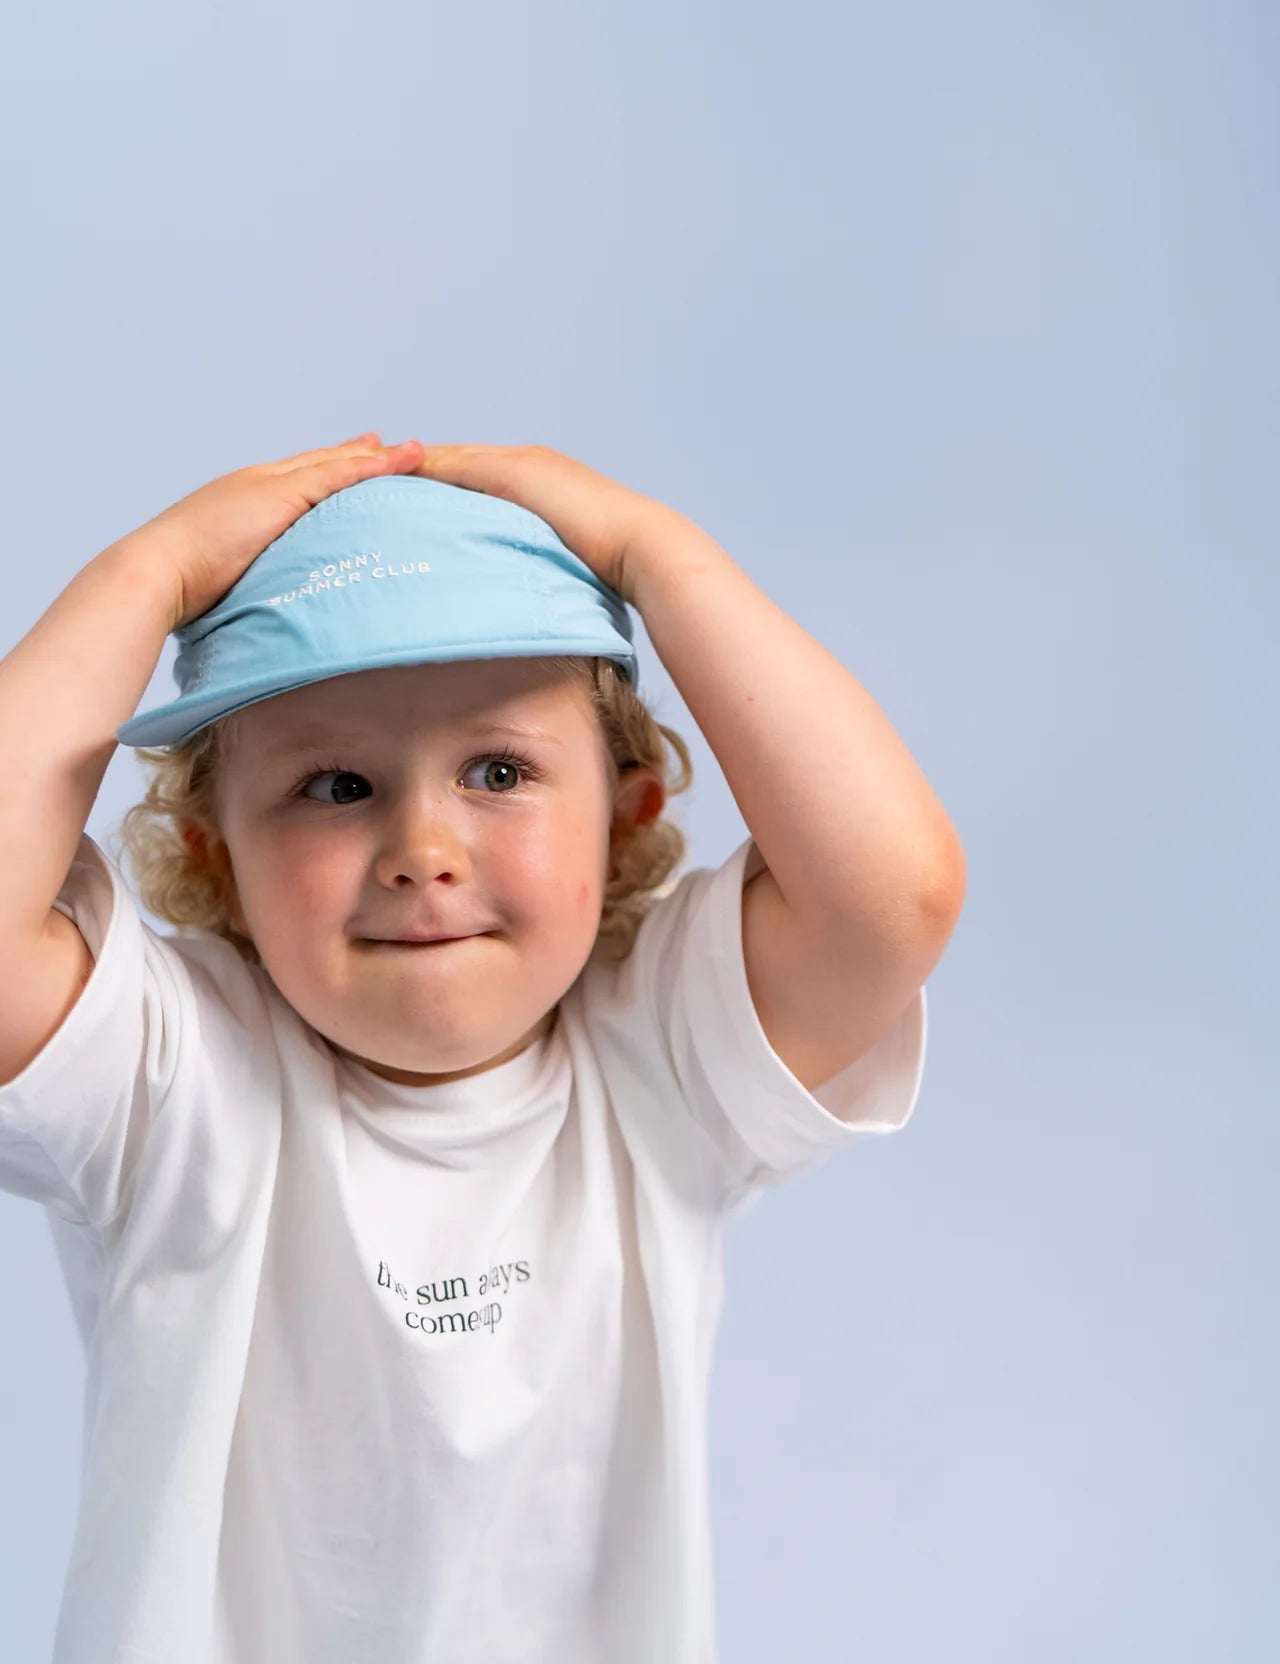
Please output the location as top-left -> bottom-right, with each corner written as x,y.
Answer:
207,658 -> 658,1088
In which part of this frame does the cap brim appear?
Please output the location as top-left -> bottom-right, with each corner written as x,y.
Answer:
117,638 -> 639,748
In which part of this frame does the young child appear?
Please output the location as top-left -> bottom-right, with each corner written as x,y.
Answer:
0,434 -> 965,1664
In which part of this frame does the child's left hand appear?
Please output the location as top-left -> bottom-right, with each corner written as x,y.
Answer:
409,443 -> 682,608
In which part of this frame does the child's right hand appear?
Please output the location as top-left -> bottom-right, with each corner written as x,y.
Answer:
116,434 -> 425,631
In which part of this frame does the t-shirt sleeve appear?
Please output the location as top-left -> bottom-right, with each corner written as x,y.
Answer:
608,835 -> 928,1213
0,832 -> 187,1230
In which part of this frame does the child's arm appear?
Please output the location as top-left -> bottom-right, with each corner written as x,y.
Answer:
0,436 -> 425,1086
404,439 -> 965,1091
0,540 -> 179,1084
406,442 -> 967,1099
0,542 -> 181,938
626,511 -> 966,1093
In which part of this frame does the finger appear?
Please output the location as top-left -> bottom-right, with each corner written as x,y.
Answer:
286,441 -> 426,503
409,443 -> 518,486
261,433 -> 387,473
412,444 -> 486,473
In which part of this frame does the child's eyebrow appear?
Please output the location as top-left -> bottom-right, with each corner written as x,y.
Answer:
259,719 -> 563,758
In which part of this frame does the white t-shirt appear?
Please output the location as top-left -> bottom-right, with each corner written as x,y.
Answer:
0,830 -> 927,1664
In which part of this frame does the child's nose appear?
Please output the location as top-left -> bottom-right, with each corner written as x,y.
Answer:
372,810 -> 474,890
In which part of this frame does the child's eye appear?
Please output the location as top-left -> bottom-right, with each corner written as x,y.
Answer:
289,748 -> 542,805
460,749 -> 542,794
293,768 -> 370,806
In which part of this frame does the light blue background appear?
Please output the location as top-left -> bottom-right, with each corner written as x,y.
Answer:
1,2 -> 1275,1658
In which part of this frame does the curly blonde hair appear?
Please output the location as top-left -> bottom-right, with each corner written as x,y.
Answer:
110,656 -> 694,970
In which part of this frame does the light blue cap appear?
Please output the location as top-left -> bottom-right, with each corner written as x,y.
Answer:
116,474 -> 639,748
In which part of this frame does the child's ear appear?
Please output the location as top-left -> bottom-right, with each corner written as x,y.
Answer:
609,765 -> 665,852
180,820 -> 250,937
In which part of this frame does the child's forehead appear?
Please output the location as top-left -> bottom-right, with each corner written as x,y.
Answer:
237,658 -> 593,754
